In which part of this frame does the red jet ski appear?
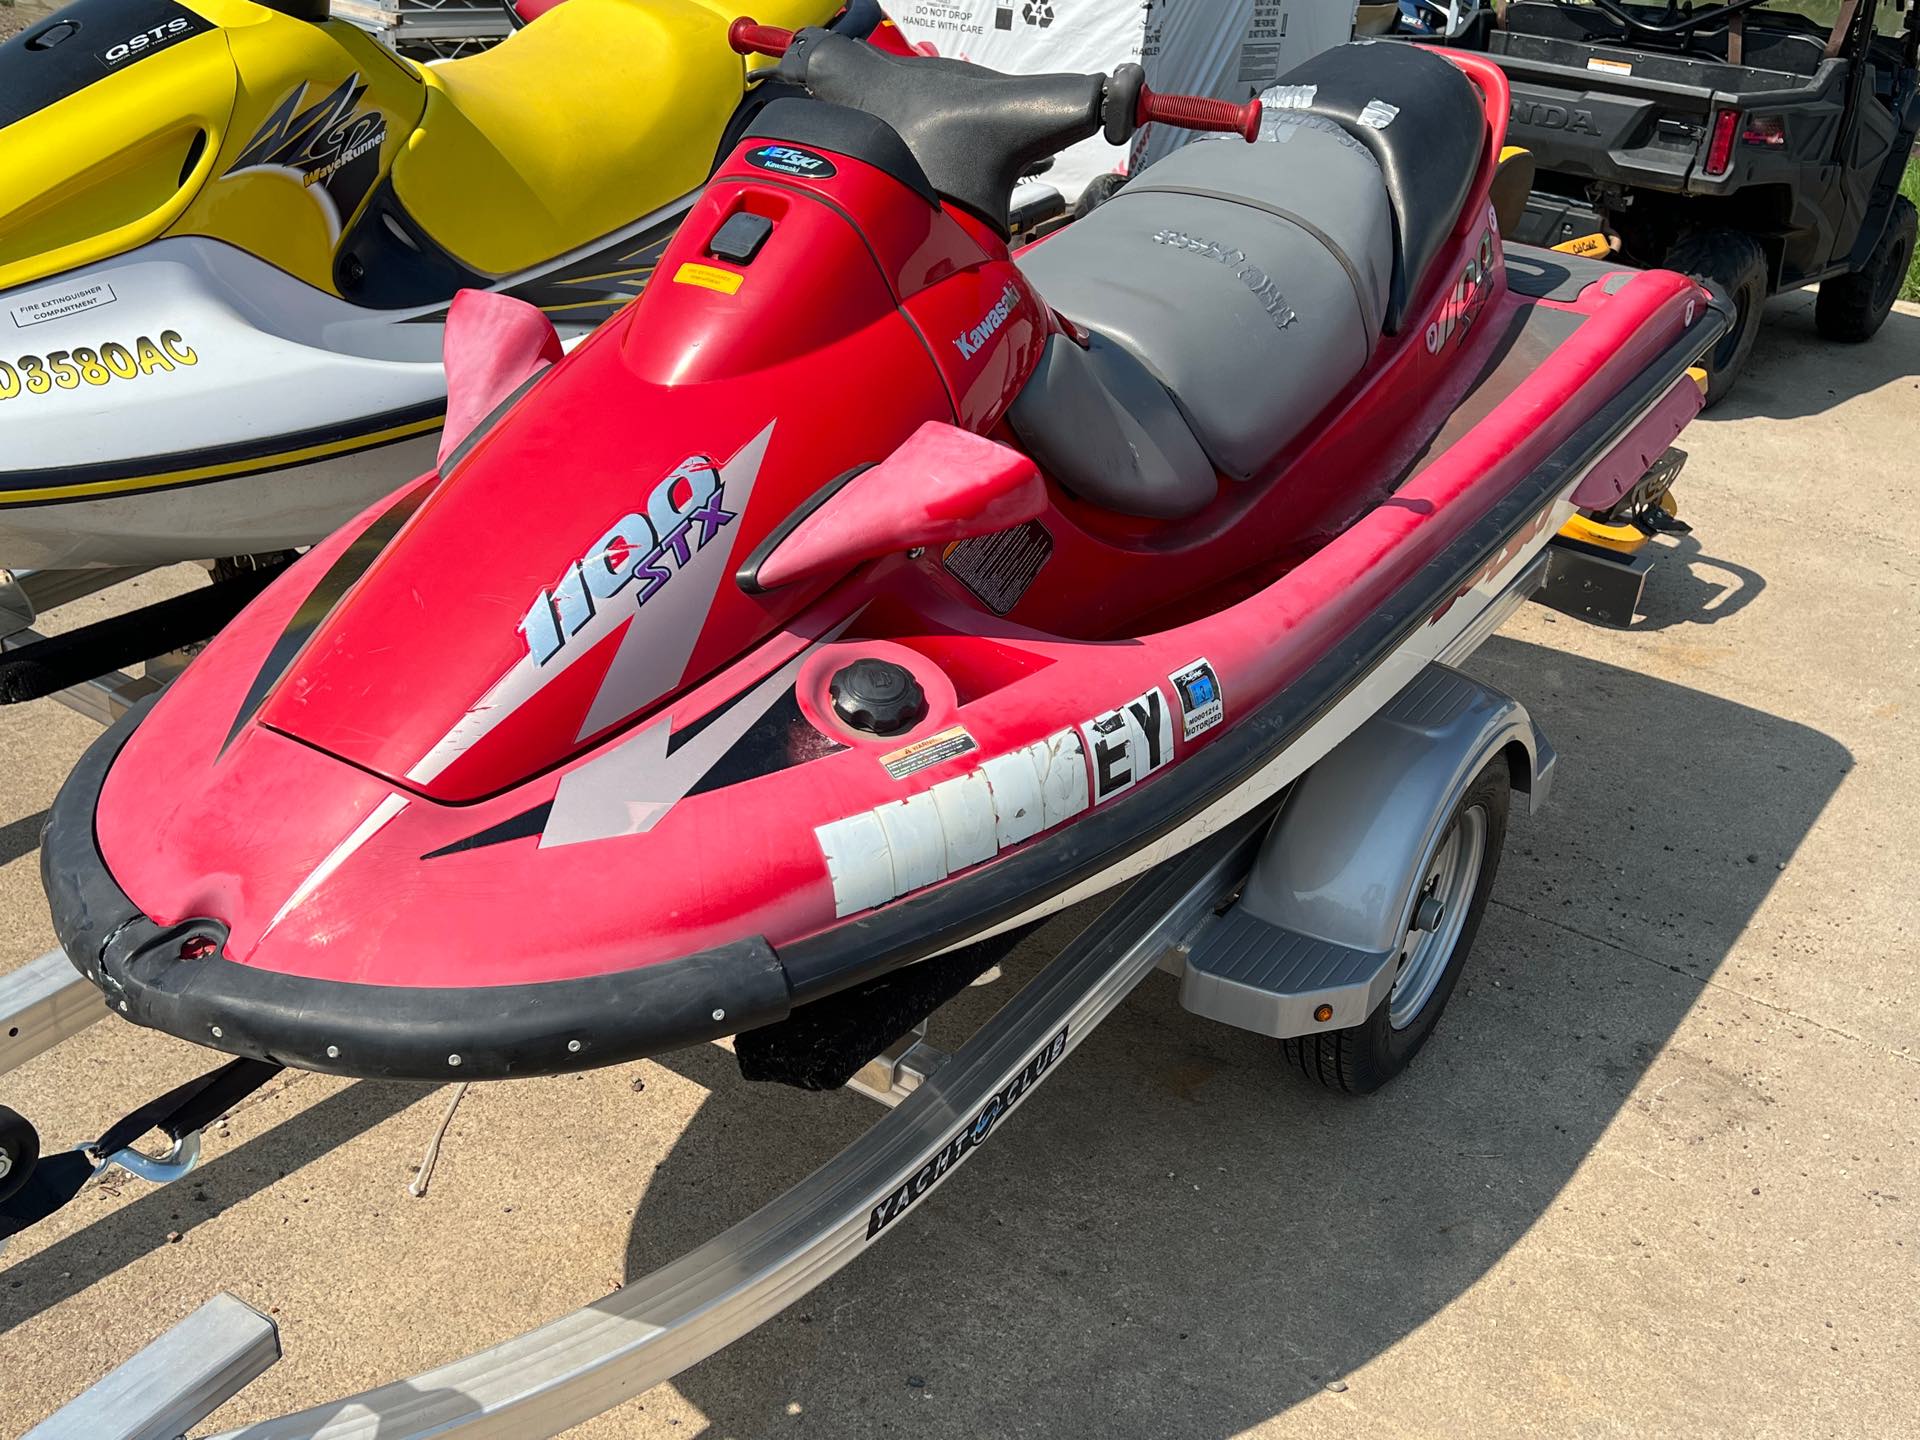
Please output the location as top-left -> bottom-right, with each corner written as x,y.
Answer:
42,30 -> 1722,1085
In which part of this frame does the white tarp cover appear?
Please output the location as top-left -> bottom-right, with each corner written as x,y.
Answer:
891,0 -> 1359,198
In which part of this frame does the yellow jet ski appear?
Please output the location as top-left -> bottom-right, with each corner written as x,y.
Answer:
0,0 -> 864,570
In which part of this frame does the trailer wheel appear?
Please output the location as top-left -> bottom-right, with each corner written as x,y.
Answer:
1665,229 -> 1768,408
1815,196 -> 1917,344
1280,757 -> 1510,1095
0,1104 -> 40,1205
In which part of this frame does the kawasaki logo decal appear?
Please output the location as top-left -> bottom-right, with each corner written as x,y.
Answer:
225,76 -> 390,235
953,282 -> 1022,360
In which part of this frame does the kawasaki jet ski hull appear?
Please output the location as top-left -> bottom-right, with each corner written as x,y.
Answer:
43,35 -> 1725,1080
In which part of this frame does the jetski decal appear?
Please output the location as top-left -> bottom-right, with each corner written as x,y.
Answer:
0,0 -> 212,130
538,633 -> 846,848
520,453 -> 740,668
817,726 -> 1091,917
424,642 -> 854,858
224,76 -> 391,238
817,683 -> 1187,916
1426,222 -> 1498,354
1082,687 -> 1174,804
259,792 -> 409,940
405,422 -> 775,786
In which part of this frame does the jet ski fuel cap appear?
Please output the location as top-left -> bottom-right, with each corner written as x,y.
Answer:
830,659 -> 926,736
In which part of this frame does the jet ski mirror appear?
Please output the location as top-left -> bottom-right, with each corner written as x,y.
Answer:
740,421 -> 1046,592
437,289 -> 564,471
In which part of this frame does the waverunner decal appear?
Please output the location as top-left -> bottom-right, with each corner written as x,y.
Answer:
866,1025 -> 1068,1240
407,423 -> 774,787
224,76 -> 390,238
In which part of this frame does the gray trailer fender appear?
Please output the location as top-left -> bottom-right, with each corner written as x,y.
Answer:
1240,666 -> 1554,957
1176,666 -> 1554,1040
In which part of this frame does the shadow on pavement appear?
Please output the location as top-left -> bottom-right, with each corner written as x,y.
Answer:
0,810 -> 47,870
615,635 -> 1850,1438
1620,530 -> 1767,631
1706,294 -> 1920,422
0,1078 -> 430,1335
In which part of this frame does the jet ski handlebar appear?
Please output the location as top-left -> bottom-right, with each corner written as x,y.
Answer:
727,19 -> 1262,146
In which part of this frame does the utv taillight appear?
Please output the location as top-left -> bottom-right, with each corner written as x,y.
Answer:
1704,110 -> 1740,176
1742,115 -> 1787,147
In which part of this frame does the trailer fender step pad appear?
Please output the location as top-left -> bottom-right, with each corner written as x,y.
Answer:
1179,907 -> 1394,1039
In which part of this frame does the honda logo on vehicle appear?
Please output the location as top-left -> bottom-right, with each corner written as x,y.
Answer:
1510,99 -> 1600,135
520,455 -> 738,665
954,282 -> 1023,360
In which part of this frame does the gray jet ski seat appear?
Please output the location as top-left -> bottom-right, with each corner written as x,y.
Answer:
1010,41 -> 1484,518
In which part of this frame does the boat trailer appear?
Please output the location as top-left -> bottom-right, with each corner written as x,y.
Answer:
4,549 -> 1561,1436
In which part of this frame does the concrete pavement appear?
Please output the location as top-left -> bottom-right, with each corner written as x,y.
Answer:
1,297 -> 1916,1437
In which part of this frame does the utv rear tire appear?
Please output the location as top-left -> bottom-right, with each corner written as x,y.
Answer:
1815,196 -> 1917,344
1279,758 -> 1510,1095
1073,171 -> 1128,219
1666,229 -> 1768,408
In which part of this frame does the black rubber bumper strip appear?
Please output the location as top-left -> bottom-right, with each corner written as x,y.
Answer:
43,700 -> 793,1082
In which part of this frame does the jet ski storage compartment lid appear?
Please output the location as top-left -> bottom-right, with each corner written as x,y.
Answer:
1016,118 -> 1393,483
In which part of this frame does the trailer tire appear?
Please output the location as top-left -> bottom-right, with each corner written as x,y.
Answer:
1815,196 -> 1916,344
1279,757 -> 1510,1095
1665,228 -> 1768,408
0,1104 -> 39,1205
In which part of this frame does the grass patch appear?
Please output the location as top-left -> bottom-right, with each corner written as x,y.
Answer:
1903,157 -> 1920,303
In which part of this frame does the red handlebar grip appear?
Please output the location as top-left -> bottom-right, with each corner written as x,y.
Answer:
728,17 -> 794,55
1136,85 -> 1263,143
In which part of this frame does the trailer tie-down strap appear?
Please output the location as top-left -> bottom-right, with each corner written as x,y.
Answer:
0,1057 -> 281,1241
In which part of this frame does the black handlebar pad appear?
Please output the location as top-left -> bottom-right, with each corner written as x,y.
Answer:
777,28 -> 1107,231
